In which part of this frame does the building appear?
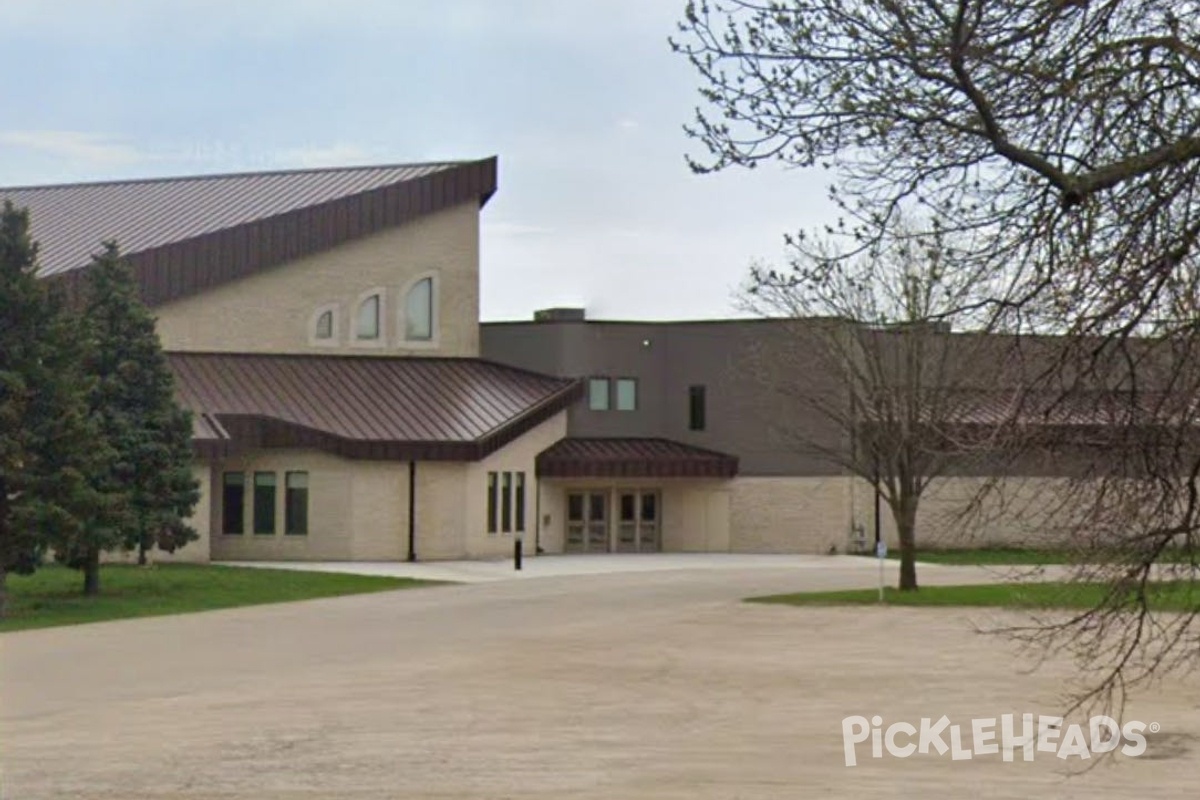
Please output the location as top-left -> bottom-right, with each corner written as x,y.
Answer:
5,159 -> 1080,562
5,158 -> 582,563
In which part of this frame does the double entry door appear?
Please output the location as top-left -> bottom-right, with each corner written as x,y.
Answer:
565,490 -> 660,553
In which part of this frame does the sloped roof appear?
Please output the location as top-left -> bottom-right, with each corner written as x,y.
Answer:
0,157 -> 497,305
168,352 -> 581,461
536,438 -> 739,478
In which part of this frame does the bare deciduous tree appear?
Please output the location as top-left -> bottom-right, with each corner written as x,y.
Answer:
676,0 -> 1200,706
745,225 -> 1008,590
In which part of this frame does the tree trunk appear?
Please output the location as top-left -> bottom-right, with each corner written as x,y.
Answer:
83,547 -> 101,596
137,522 -> 148,566
897,514 -> 918,592
0,563 -> 7,620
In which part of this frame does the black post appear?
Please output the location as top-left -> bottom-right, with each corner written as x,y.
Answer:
407,460 -> 417,562
514,537 -> 522,570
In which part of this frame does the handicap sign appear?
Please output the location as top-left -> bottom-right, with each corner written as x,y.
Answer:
875,540 -> 888,559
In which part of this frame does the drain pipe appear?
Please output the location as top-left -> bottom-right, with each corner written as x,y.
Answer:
534,474 -> 543,554
407,460 -> 417,562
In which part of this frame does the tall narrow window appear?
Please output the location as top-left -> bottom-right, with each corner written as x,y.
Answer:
689,385 -> 706,431
616,378 -> 638,411
285,471 -> 309,535
515,472 -> 526,533
253,472 -> 277,534
487,472 -> 498,534
315,310 -> 334,340
588,378 -> 610,410
404,277 -> 433,341
356,294 -> 380,340
501,472 -> 513,533
222,472 -> 245,535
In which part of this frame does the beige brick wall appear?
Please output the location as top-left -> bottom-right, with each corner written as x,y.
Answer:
860,476 -> 1081,551
153,202 -> 481,358
729,476 -> 853,553
205,413 -> 569,562
413,462 -> 469,560
210,450 -> 358,561
464,413 -> 569,558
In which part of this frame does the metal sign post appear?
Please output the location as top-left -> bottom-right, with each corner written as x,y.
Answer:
875,540 -> 888,602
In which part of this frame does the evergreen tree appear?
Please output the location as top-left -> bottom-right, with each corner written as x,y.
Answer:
0,203 -> 113,613
81,243 -> 198,574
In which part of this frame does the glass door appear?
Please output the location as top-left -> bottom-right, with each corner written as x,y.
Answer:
565,491 -> 610,553
638,491 -> 660,552
616,493 -> 638,552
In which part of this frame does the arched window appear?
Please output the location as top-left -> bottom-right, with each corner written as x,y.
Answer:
356,294 -> 380,340
314,310 -> 334,340
404,276 -> 434,341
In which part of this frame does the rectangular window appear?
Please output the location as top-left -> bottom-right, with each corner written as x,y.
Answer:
222,472 -> 245,535
487,472 -> 498,534
689,385 -> 706,431
515,472 -> 526,533
285,471 -> 309,535
588,378 -> 610,410
501,471 -> 513,533
616,378 -> 638,411
253,472 -> 277,534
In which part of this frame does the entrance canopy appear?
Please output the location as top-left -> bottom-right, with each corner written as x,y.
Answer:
536,437 -> 738,479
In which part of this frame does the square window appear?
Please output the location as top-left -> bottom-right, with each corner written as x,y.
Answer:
616,378 -> 637,411
689,385 -> 706,431
588,378 -> 610,411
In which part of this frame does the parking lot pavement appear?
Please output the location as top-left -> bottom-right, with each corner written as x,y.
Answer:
5,558 -> 1183,799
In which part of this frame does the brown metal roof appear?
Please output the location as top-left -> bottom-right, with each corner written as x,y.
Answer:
536,438 -> 739,479
2,158 -> 497,306
167,352 -> 581,461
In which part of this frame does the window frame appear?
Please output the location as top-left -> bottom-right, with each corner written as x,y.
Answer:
253,471 -> 278,535
353,289 -> 385,345
588,377 -> 611,411
284,471 -> 309,536
514,472 -> 526,533
400,272 -> 438,345
309,303 -> 339,346
501,471 -> 513,533
221,472 -> 245,535
615,377 -> 638,411
487,471 -> 498,534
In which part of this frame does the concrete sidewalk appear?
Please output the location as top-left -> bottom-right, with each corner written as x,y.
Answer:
218,552 -> 939,583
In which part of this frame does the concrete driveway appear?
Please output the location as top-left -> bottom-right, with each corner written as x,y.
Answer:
3,557 -> 1197,799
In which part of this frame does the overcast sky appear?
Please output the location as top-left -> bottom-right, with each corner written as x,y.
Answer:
0,0 -> 835,321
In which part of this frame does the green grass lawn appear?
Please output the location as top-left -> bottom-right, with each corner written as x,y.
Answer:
749,581 -> 1200,611
0,564 -> 442,632
881,547 -> 1076,565
858,546 -> 1200,566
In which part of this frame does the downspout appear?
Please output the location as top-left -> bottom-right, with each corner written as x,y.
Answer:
534,474 -> 543,554
407,460 -> 417,562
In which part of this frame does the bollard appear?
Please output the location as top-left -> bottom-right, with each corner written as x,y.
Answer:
514,538 -> 523,571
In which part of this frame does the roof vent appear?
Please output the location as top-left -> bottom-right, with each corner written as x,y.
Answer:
534,307 -> 586,322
